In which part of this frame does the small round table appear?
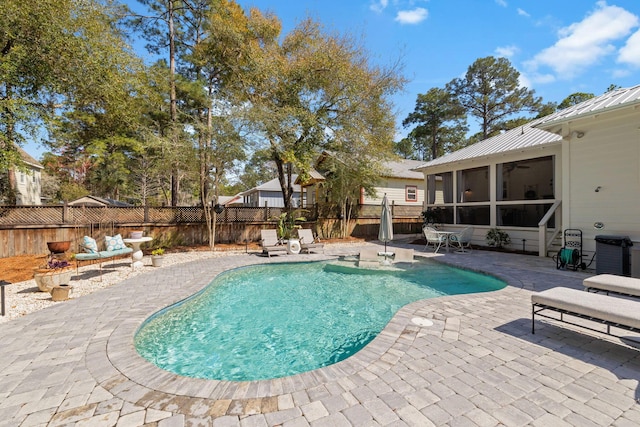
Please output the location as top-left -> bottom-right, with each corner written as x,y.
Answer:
122,237 -> 153,269
286,239 -> 301,255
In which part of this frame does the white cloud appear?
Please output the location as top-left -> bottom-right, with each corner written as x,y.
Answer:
525,1 -> 639,80
370,0 -> 389,14
618,29 -> 640,67
495,0 -> 507,7
495,45 -> 519,58
517,8 -> 530,18
395,7 -> 428,24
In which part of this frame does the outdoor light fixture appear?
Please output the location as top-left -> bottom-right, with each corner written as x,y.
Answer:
595,186 -> 602,192
571,130 -> 585,139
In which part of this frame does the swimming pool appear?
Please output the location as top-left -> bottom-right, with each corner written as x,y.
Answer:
134,258 -> 505,381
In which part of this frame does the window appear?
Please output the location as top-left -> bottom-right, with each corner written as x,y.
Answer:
406,185 -> 417,202
427,172 -> 453,204
457,166 -> 489,202
497,156 -> 554,201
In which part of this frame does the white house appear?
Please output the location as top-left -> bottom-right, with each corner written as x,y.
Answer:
242,176 -> 301,208
361,158 -> 425,206
6,147 -> 44,205
413,84 -> 640,269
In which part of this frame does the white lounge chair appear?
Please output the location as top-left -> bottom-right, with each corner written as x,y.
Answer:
260,229 -> 288,257
583,274 -> 640,297
393,248 -> 414,264
423,226 -> 446,253
450,226 -> 474,253
296,228 -> 324,254
358,248 -> 379,267
531,287 -> 640,337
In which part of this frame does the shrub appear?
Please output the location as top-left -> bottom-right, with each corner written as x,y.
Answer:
486,228 -> 510,248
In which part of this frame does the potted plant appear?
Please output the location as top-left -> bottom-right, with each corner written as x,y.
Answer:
274,211 -> 307,240
33,255 -> 74,293
486,228 -> 511,249
151,248 -> 165,267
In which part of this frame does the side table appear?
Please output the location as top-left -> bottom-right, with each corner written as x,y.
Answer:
122,237 -> 153,269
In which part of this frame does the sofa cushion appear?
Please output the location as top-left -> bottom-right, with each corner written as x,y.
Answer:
82,236 -> 99,253
105,234 -> 126,251
98,247 -> 133,257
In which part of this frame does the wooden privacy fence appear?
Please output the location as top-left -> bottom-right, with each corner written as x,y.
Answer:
0,204 -> 423,257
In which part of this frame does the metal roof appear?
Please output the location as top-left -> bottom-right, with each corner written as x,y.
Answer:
535,84 -> 640,130
412,84 -> 640,171
382,159 -> 425,179
413,118 -> 562,170
245,176 -> 301,193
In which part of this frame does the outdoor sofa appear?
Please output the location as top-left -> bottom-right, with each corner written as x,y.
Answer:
74,235 -> 133,279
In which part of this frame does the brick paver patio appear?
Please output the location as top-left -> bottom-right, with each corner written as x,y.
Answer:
0,243 -> 638,426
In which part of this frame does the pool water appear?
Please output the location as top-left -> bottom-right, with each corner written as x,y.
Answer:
134,259 -> 505,381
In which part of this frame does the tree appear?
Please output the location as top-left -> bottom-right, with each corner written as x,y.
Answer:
394,137 -> 417,160
558,92 -> 594,110
402,88 -> 467,160
317,150 -> 384,238
223,12 -> 406,210
1,0 -> 141,175
446,56 -> 543,140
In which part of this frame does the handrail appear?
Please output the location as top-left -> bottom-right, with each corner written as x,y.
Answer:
538,200 -> 562,257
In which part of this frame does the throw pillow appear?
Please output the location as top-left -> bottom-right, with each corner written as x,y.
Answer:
82,236 -> 98,253
105,234 -> 126,251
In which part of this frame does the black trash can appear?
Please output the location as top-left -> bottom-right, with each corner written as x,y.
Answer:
595,235 -> 633,276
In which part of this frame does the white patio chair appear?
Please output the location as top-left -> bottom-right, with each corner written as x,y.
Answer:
423,226 -> 446,253
450,226 -> 474,253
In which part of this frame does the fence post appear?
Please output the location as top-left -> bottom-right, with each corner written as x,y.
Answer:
62,202 -> 68,223
264,201 -> 269,221
144,205 -> 149,222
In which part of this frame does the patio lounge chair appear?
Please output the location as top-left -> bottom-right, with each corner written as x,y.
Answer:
531,286 -> 640,338
583,274 -> 640,297
393,248 -> 414,264
297,228 -> 325,254
423,226 -> 446,253
358,248 -> 379,267
260,229 -> 288,257
450,226 -> 474,253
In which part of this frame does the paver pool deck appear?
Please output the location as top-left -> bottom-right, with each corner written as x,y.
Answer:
1,243 -> 639,426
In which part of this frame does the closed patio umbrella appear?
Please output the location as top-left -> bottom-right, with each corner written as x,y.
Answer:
379,194 -> 393,257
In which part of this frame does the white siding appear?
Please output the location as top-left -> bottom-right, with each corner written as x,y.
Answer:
364,178 -> 425,205
15,168 -> 42,205
564,112 -> 640,253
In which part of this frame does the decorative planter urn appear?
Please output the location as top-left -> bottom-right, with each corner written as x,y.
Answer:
47,241 -> 71,254
34,268 -> 73,292
50,284 -> 73,301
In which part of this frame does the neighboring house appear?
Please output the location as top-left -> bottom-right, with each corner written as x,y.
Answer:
5,147 -> 44,205
413,84 -> 640,262
241,176 -> 301,208
218,194 -> 243,206
67,195 -> 133,207
300,152 -> 425,208
362,158 -> 425,206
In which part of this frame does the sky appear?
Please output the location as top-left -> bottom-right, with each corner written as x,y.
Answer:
24,0 -> 640,159
232,0 -> 640,134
